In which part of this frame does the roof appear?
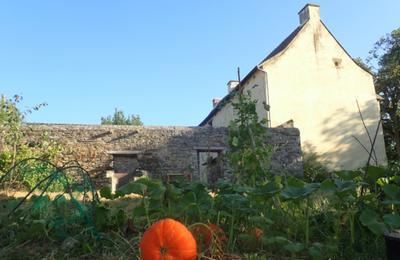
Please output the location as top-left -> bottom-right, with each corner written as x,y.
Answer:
320,21 -> 374,77
199,17 -> 374,127
198,66 -> 258,126
259,25 -> 304,64
199,24 -> 305,126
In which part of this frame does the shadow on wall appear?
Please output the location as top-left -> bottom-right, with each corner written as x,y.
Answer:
305,99 -> 387,170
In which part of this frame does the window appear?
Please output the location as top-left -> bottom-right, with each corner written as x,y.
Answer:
333,58 -> 342,68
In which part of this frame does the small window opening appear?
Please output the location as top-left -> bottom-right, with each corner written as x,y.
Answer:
333,58 -> 342,68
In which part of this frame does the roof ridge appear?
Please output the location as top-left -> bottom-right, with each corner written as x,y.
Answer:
259,22 -> 306,65
199,23 -> 306,126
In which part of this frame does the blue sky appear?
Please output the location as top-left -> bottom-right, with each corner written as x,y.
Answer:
1,1 -> 399,126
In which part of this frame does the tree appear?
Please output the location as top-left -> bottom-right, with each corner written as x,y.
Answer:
101,108 -> 143,126
368,28 -> 400,162
354,57 -> 373,74
0,95 -> 23,173
0,95 -> 47,172
0,95 -> 56,194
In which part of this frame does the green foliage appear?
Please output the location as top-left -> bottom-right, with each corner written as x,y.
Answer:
0,95 -> 66,191
303,152 -> 330,182
354,57 -> 373,73
100,108 -> 143,126
97,165 -> 395,258
0,95 -> 25,179
0,95 -> 46,149
0,159 -> 103,258
2,165 -> 400,258
0,95 -> 23,142
227,91 -> 272,186
367,28 -> 400,162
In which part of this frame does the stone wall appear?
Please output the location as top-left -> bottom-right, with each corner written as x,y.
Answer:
21,124 -> 303,187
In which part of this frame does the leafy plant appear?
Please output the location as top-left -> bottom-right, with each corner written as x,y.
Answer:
303,152 -> 330,182
0,95 -> 67,192
227,91 -> 272,186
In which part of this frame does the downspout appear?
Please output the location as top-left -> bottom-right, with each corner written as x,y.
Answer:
257,65 -> 271,127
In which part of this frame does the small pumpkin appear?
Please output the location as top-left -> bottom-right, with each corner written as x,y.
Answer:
193,223 -> 227,246
251,227 -> 263,240
139,218 -> 197,260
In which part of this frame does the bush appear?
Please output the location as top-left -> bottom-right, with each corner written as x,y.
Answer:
303,152 -> 330,182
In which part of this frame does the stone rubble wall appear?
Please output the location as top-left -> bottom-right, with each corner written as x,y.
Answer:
20,124 -> 303,187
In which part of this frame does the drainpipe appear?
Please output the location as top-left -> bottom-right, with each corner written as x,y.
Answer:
257,65 -> 271,127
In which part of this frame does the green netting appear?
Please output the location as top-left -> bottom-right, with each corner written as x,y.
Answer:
0,158 -> 100,239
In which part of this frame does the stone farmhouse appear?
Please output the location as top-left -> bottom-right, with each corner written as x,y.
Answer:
200,4 -> 387,170
11,4 -> 387,191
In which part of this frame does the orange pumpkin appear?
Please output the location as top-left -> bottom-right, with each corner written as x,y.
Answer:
251,227 -> 263,240
139,218 -> 197,260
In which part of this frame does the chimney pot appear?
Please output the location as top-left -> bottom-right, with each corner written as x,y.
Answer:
212,98 -> 221,108
298,3 -> 320,25
227,80 -> 239,93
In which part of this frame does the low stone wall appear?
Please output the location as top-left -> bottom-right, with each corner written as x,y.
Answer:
20,124 -> 303,187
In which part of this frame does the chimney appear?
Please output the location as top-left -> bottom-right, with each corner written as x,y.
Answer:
227,80 -> 239,93
298,3 -> 320,25
212,98 -> 221,108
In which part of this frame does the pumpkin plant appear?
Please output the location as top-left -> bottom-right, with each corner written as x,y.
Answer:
192,223 -> 226,256
251,228 -> 263,240
192,223 -> 227,246
139,218 -> 197,260
191,223 -> 226,259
